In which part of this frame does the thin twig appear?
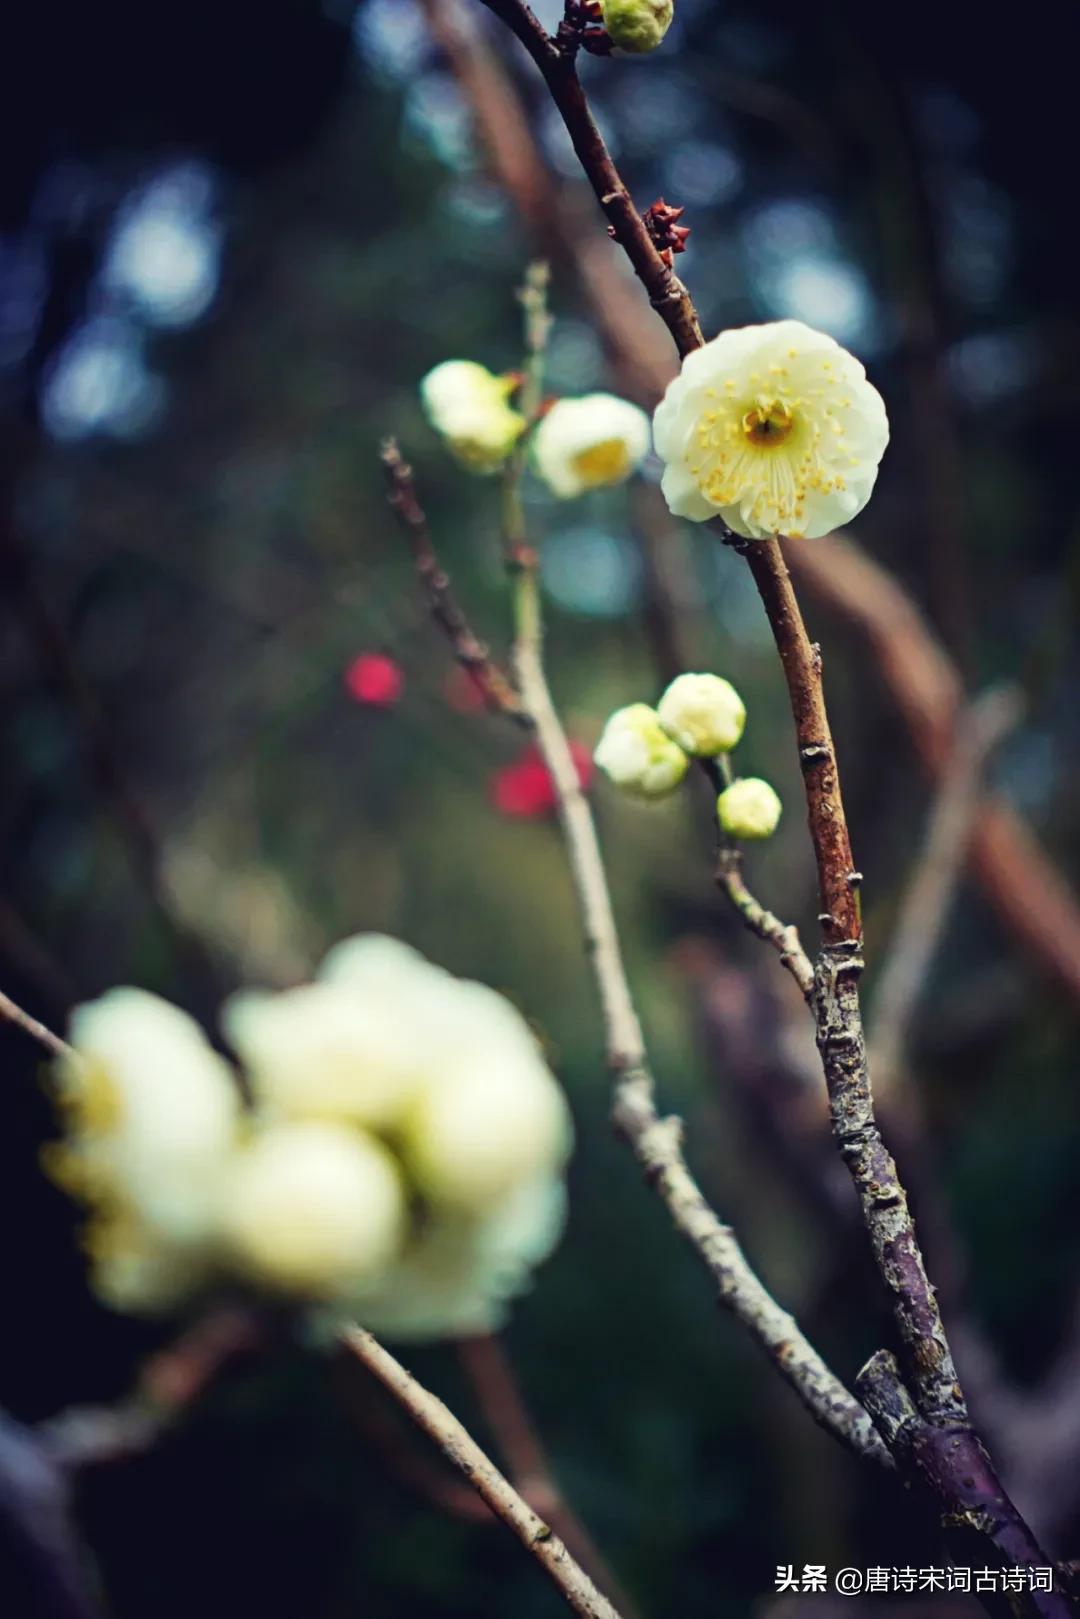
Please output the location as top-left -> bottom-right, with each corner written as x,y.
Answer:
0,987 -> 75,1063
42,1309 -> 261,1470
868,685 -> 1021,1096
342,1326 -> 625,1619
509,555 -> 886,1467
714,853 -> 816,999
458,1334 -> 643,1619
475,1 -> 702,357
379,438 -> 530,725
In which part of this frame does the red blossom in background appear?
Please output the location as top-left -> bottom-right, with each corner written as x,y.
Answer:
344,652 -> 404,708
491,740 -> 594,819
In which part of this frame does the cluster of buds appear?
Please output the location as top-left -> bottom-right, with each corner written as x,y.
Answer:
594,672 -> 783,841
46,936 -> 573,1340
420,358 -> 651,498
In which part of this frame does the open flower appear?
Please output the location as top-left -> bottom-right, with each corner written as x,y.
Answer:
594,703 -> 689,797
420,359 -> 526,473
653,320 -> 888,538
532,393 -> 650,497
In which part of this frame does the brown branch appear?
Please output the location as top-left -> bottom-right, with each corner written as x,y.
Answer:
714,853 -> 815,999
457,1335 -> 643,1619
0,987 -> 75,1063
380,438 -> 530,724
341,1326 -> 625,1619
784,530 -> 1080,1004
856,1352 -> 1064,1591
475,0 -> 702,357
434,0 -> 1080,1003
42,1309 -> 262,1470
868,686 -> 1021,1098
733,540 -> 1063,1609
733,539 -> 862,945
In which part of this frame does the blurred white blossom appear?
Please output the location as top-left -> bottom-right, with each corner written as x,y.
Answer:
220,1120 -> 406,1299
533,393 -> 650,498
47,988 -> 240,1310
47,937 -> 573,1336
420,359 -> 525,473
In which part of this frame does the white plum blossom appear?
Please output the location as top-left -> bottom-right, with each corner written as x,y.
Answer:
653,319 -> 889,538
594,703 -> 689,797
220,1120 -> 406,1299
222,981 -> 425,1131
532,393 -> 651,498
354,1178 -> 568,1341
47,988 -> 241,1311
658,672 -> 746,756
404,1058 -> 571,1214
48,936 -> 574,1335
600,0 -> 674,52
717,776 -> 783,840
420,359 -> 525,473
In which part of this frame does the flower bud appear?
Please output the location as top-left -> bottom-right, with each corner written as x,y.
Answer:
221,1120 -> 406,1300
717,777 -> 783,840
532,394 -> 650,497
223,982 -> 425,1131
420,359 -> 526,474
657,672 -> 746,756
594,703 -> 689,798
403,1057 -> 572,1215
600,0 -> 674,53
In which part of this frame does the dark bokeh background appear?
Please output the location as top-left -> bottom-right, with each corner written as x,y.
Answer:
2,1 -> 1078,1615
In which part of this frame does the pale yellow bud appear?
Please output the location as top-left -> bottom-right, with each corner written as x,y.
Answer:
420,359 -> 526,474
594,703 -> 689,797
600,0 -> 674,53
657,672 -> 746,756
221,1120 -> 406,1299
717,777 -> 783,840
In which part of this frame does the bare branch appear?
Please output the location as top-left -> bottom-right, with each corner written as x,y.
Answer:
714,850 -> 815,1000
342,1326 -> 626,1619
0,987 -> 75,1063
379,438 -> 531,725
868,685 -> 1021,1094
458,1334 -> 643,1619
475,1 -> 702,356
